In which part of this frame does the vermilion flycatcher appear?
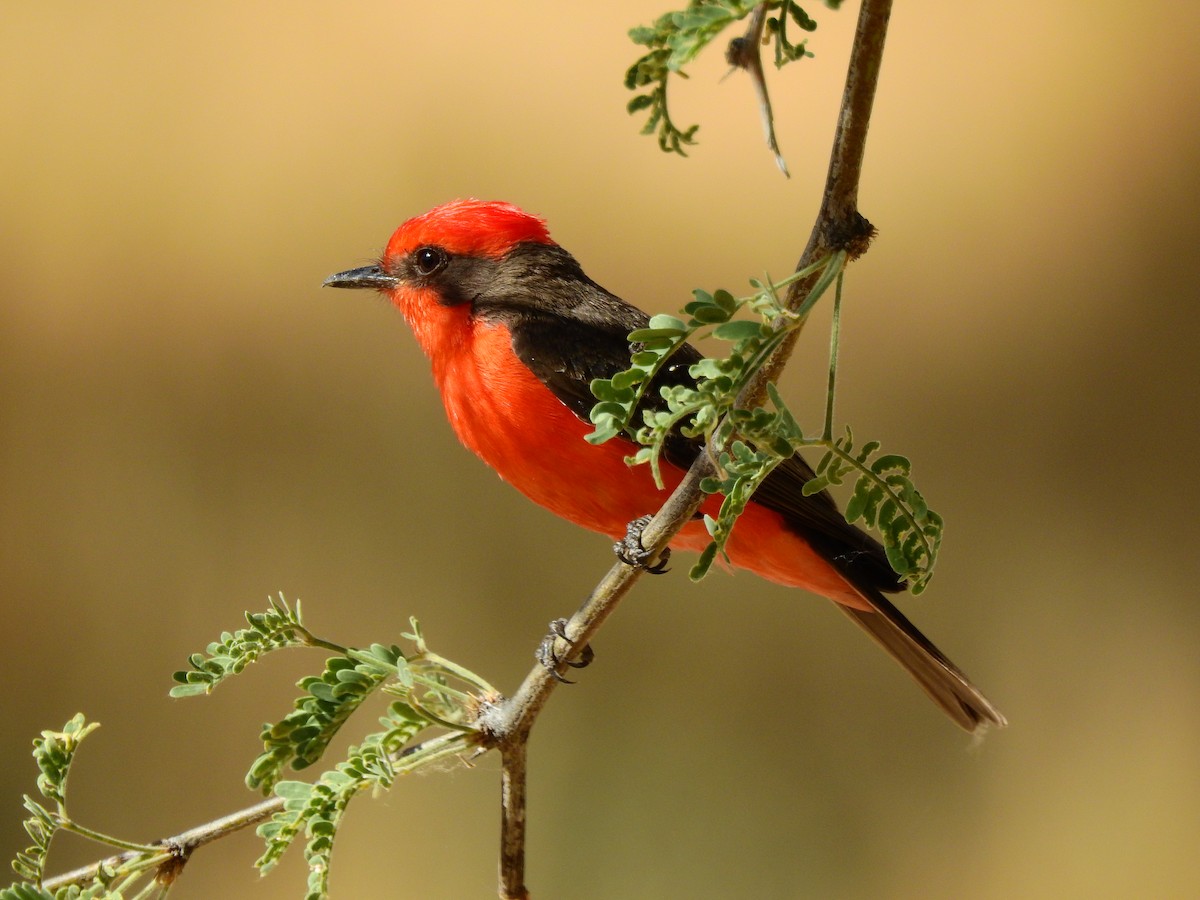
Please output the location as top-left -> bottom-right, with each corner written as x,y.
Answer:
325,199 -> 1005,733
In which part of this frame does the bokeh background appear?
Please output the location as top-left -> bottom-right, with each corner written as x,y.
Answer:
3,2 -> 1198,897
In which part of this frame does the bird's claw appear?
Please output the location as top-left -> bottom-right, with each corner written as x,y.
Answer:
614,514 -> 671,574
536,618 -> 595,684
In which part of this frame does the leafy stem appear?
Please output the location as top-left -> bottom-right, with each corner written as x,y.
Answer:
10,713 -> 168,898
801,430 -> 943,593
169,594 -> 349,698
55,821 -> 160,857
823,265 -> 844,441
587,244 -> 942,591
588,253 -> 841,455
626,1 -> 825,156
400,618 -> 499,697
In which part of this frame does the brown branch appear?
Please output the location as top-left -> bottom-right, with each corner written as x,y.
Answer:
40,797 -> 283,893
497,743 -> 529,899
488,1 -> 894,896
30,5 -> 894,898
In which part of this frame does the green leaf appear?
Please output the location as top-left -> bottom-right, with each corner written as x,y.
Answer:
626,94 -> 654,113
844,482 -> 870,523
870,453 -> 911,475
801,476 -> 828,496
274,780 -> 313,801
689,303 -> 734,324
589,379 -> 621,402
610,368 -> 645,392
689,542 -> 719,580
628,25 -> 658,45
884,542 -> 911,575
712,320 -> 766,342
589,400 -> 629,423
646,313 -> 688,332
712,288 -> 738,312
167,682 -> 212,698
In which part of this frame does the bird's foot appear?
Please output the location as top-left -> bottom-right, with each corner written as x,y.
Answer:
614,514 -> 671,574
536,618 -> 595,684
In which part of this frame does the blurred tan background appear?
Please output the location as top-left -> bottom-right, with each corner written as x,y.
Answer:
3,2 -> 1198,897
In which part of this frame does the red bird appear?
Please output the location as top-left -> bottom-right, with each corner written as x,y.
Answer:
326,199 -> 1005,733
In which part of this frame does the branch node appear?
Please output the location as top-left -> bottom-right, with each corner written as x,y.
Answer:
154,840 -> 190,887
469,692 -> 510,749
827,211 -> 877,260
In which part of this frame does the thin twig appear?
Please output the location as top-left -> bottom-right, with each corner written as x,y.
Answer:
40,798 -> 283,892
488,1 -> 893,895
39,731 -> 470,893
726,3 -> 790,176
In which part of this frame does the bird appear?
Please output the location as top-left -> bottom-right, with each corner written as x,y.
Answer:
324,198 -> 1005,733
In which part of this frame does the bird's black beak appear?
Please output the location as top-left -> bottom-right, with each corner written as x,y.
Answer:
323,264 -> 400,291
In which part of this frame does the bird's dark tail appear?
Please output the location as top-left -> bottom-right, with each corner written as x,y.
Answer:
838,588 -> 1007,733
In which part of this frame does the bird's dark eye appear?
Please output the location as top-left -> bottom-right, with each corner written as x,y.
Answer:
412,246 -> 448,277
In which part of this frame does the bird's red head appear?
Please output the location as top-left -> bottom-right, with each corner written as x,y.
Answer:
382,199 -> 553,263
324,200 -> 563,373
